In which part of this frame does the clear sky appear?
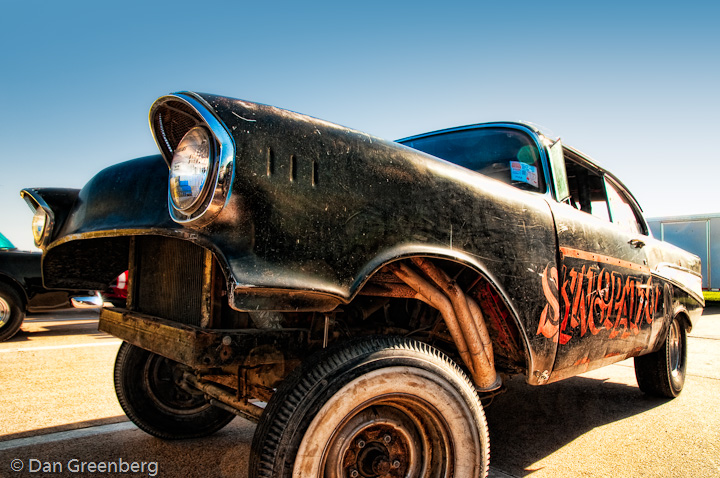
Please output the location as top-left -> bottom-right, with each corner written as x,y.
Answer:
1,0 -> 718,250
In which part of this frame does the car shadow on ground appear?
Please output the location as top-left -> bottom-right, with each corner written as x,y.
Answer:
701,302 -> 720,320
0,418 -> 256,478
0,417 -> 130,443
10,325 -> 112,343
484,373 -> 668,476
6,310 -> 112,343
2,374 -> 665,478
26,308 -> 101,319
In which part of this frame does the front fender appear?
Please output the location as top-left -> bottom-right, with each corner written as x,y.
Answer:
22,156 -> 179,289
57,155 -> 174,235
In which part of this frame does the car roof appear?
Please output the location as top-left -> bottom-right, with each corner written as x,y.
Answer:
0,232 -> 16,250
396,121 -> 543,144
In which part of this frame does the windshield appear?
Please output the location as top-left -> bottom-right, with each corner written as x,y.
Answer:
400,127 -> 545,192
0,232 -> 15,250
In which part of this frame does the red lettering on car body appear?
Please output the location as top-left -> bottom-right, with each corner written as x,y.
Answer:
537,263 -> 661,344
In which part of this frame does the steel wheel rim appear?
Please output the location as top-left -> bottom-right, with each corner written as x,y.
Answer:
322,397 -> 452,478
143,354 -> 210,415
292,365 -> 485,478
668,320 -> 683,378
0,297 -> 10,327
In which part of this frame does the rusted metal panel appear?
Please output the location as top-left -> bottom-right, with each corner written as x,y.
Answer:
125,237 -> 136,310
182,373 -> 263,423
200,248 -> 215,328
99,308 -> 310,369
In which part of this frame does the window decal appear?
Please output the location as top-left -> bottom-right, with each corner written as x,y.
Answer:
510,161 -> 538,187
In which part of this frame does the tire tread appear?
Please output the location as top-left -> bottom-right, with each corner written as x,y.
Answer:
0,283 -> 25,342
250,336 -> 490,477
114,342 -> 235,440
634,318 -> 686,398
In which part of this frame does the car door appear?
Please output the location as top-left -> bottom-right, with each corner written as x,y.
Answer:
541,152 -> 661,380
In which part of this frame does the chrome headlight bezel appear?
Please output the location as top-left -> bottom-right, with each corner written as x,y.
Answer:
20,190 -> 55,248
150,93 -> 236,225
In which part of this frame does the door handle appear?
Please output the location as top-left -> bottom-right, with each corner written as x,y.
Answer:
628,238 -> 645,249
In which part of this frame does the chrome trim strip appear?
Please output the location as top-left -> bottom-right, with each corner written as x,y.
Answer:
71,293 -> 104,308
652,262 -> 704,305
149,93 -> 236,226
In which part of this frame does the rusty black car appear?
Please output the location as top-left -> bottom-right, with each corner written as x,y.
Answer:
22,92 -> 704,477
0,232 -> 101,342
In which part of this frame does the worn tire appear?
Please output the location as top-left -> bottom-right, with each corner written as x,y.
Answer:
114,342 -> 235,439
634,316 -> 687,398
250,336 -> 490,478
0,283 -> 25,342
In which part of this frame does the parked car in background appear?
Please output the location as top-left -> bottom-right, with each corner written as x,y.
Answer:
103,270 -> 128,307
23,92 -> 704,477
0,232 -> 102,341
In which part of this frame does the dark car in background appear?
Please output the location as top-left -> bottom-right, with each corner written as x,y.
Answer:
0,231 -> 101,342
22,92 -> 704,477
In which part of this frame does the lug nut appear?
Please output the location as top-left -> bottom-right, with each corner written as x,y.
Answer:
392,460 -> 401,469
383,434 -> 392,444
357,439 -> 365,448
350,470 -> 359,478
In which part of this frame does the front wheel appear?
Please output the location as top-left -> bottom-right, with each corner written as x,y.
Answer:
114,342 -> 235,439
634,315 -> 687,398
0,284 -> 25,342
250,336 -> 490,477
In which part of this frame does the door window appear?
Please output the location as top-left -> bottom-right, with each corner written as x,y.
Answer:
564,158 -> 611,222
606,180 -> 643,235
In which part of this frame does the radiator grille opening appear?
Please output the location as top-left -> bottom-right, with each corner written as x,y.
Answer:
133,236 -> 206,326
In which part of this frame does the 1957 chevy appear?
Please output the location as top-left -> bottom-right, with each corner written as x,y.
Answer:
22,92 -> 703,477
0,231 -> 101,342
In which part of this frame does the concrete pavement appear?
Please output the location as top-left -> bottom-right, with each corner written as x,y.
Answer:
1,306 -> 718,477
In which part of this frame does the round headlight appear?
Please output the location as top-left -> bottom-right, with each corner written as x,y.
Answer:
31,208 -> 48,245
169,126 -> 213,212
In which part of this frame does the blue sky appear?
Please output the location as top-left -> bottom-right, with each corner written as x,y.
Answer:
1,0 -> 718,250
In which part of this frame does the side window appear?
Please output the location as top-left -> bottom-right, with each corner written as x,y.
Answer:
605,180 -> 643,234
564,159 -> 611,222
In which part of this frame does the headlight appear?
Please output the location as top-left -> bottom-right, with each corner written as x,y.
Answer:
151,93 -> 236,225
169,126 -> 212,212
31,208 -> 48,245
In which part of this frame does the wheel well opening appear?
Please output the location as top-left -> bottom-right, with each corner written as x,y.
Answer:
350,257 -> 527,376
0,276 -> 28,309
675,310 -> 692,333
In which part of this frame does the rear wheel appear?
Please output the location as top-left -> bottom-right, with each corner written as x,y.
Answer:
114,342 -> 235,439
634,316 -> 687,398
0,284 -> 25,342
250,336 -> 490,477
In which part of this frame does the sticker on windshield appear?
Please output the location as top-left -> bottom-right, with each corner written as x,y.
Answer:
510,161 -> 538,187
